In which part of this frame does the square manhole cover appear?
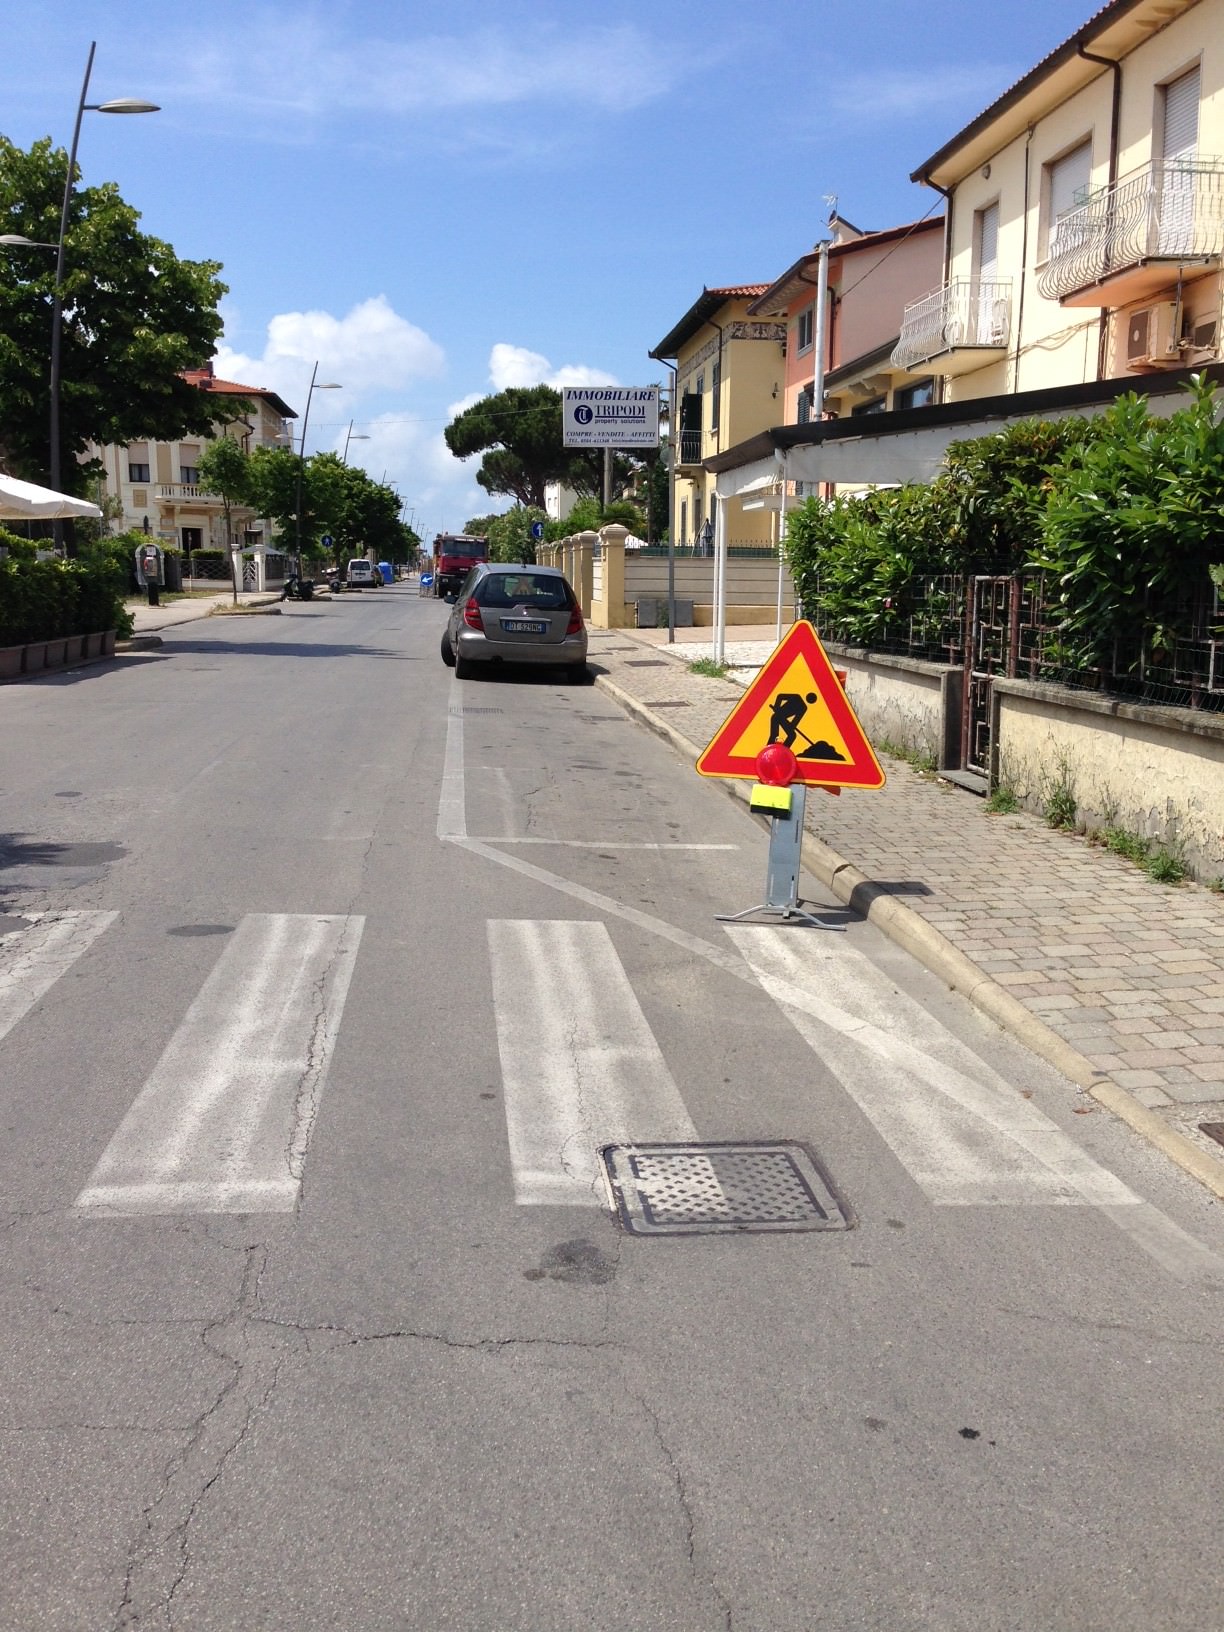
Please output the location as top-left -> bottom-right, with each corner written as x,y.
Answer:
600,1141 -> 854,1235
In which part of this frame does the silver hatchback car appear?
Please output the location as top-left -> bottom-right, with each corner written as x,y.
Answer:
440,562 -> 589,682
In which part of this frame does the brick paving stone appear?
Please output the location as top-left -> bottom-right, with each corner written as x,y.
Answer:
590,628 -> 1224,1113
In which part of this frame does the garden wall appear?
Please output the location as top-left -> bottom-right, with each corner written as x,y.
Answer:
994,679 -> 1224,879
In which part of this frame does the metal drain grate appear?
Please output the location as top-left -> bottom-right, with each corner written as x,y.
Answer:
601,1141 -> 853,1235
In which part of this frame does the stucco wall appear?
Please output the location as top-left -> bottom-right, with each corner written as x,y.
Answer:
835,232 -> 944,363
995,680 -> 1224,876
823,645 -> 952,763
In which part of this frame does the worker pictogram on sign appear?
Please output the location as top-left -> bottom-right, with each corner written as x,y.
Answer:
696,621 -> 886,789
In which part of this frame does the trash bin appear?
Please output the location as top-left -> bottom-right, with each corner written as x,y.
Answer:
163,553 -> 183,592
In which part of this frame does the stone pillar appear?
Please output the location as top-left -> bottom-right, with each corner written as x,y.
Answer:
574,530 -> 597,615
598,523 -> 629,628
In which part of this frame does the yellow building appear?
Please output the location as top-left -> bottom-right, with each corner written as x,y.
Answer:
894,0 -> 1223,400
648,286 -> 782,548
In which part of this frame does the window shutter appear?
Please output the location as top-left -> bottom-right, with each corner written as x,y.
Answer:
1050,142 -> 1091,230
1163,66 -> 1199,160
977,203 -> 999,280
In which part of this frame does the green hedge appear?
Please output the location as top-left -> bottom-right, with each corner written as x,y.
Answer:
0,555 -> 132,646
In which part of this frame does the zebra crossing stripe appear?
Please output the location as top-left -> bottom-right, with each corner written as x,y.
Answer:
0,911 -> 118,1045
726,925 -> 1138,1208
75,913 -> 364,1216
488,919 -> 696,1206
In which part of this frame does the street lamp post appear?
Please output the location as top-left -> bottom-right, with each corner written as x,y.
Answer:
342,421 -> 370,464
293,362 -> 341,575
49,42 -> 159,551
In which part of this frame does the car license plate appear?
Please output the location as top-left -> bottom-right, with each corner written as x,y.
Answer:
501,619 -> 547,634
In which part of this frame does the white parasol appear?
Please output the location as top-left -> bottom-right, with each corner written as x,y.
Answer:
0,472 -> 103,521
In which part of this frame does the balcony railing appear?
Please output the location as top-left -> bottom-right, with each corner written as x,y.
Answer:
155,483 -> 223,503
891,278 -> 1012,374
677,430 -> 703,466
1038,157 -> 1224,305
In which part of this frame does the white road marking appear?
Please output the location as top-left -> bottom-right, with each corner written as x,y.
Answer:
438,676 -> 1224,1280
437,690 -> 468,840
488,919 -> 696,1206
75,913 -> 364,1215
0,911 -> 118,1044
727,925 -> 1137,1207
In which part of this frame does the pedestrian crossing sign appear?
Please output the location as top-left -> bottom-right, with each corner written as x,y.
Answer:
696,621 -> 886,789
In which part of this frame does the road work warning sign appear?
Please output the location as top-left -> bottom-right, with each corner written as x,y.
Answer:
696,621 -> 886,789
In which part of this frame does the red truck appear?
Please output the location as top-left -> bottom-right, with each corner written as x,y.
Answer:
432,534 -> 489,599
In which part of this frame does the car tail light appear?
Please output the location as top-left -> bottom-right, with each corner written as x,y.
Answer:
566,603 -> 585,635
462,597 -> 483,630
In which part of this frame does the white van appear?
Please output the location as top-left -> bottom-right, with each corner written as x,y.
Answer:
346,558 -> 377,589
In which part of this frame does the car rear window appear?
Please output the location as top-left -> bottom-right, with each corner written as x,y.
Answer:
475,574 -> 572,611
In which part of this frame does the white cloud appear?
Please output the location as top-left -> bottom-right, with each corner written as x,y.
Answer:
488,342 -> 617,391
215,296 -> 445,410
157,17 -> 680,125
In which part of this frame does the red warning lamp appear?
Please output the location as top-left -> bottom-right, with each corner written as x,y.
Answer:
756,744 -> 798,786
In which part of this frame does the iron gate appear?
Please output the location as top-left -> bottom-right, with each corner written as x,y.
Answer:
963,573 -> 1046,778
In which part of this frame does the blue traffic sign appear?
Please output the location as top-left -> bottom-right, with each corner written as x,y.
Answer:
321,534 -> 333,548
530,521 -> 545,541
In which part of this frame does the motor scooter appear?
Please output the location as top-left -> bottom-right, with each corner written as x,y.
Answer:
280,572 -> 315,601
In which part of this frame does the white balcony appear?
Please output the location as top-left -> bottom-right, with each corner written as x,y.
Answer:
155,484 -> 223,505
1037,157 -> 1224,307
891,279 -> 1012,375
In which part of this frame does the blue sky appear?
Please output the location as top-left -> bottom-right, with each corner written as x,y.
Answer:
4,0 -> 1097,540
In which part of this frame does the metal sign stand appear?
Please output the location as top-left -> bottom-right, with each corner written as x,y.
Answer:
716,786 -> 836,928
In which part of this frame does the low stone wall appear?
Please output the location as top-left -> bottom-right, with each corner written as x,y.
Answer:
822,642 -> 959,767
994,679 -> 1224,879
0,630 -> 117,682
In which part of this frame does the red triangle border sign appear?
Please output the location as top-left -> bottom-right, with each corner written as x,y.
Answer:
696,621 -> 886,789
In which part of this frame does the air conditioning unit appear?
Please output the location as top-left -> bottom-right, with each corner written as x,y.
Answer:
1126,302 -> 1181,367
1189,315 -> 1219,355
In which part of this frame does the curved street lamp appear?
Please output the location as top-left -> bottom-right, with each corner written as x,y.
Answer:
293,363 -> 341,573
49,42 -> 159,549
342,421 -> 370,464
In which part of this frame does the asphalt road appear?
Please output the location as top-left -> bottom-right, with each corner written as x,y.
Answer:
1,585 -> 1222,1631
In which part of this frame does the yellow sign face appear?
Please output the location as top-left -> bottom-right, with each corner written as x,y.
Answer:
696,621 -> 885,789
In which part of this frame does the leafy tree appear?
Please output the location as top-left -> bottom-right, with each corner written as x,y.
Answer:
0,137 -> 229,491
444,385 -> 602,507
196,436 -> 252,602
485,506 -> 547,563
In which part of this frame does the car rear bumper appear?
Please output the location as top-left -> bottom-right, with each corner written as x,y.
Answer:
455,629 -> 588,666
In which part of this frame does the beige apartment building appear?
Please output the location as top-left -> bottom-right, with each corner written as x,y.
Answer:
894,0 -> 1223,400
648,286 -> 781,547
92,363 -> 296,564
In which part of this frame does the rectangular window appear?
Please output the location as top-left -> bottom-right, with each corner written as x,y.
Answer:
1158,65 -> 1200,254
1043,140 -> 1092,257
710,358 -> 720,434
797,306 -> 814,353
679,392 -> 702,463
974,202 -> 999,282
850,396 -> 886,417
894,379 -> 934,411
128,463 -> 151,483
797,387 -> 813,425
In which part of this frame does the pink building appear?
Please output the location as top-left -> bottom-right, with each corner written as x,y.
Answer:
748,215 -> 944,425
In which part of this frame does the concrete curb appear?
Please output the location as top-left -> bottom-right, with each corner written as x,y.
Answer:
593,670 -> 1224,1202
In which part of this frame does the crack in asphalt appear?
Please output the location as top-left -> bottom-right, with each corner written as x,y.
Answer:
112,1244 -> 274,1631
629,1387 -> 736,1632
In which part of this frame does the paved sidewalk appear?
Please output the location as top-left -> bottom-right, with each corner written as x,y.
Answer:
589,625 -> 1224,1199
124,590 -> 283,634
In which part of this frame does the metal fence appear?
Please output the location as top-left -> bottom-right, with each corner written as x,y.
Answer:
806,571 -> 1224,713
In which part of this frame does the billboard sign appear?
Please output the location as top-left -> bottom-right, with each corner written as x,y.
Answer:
562,386 -> 660,449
